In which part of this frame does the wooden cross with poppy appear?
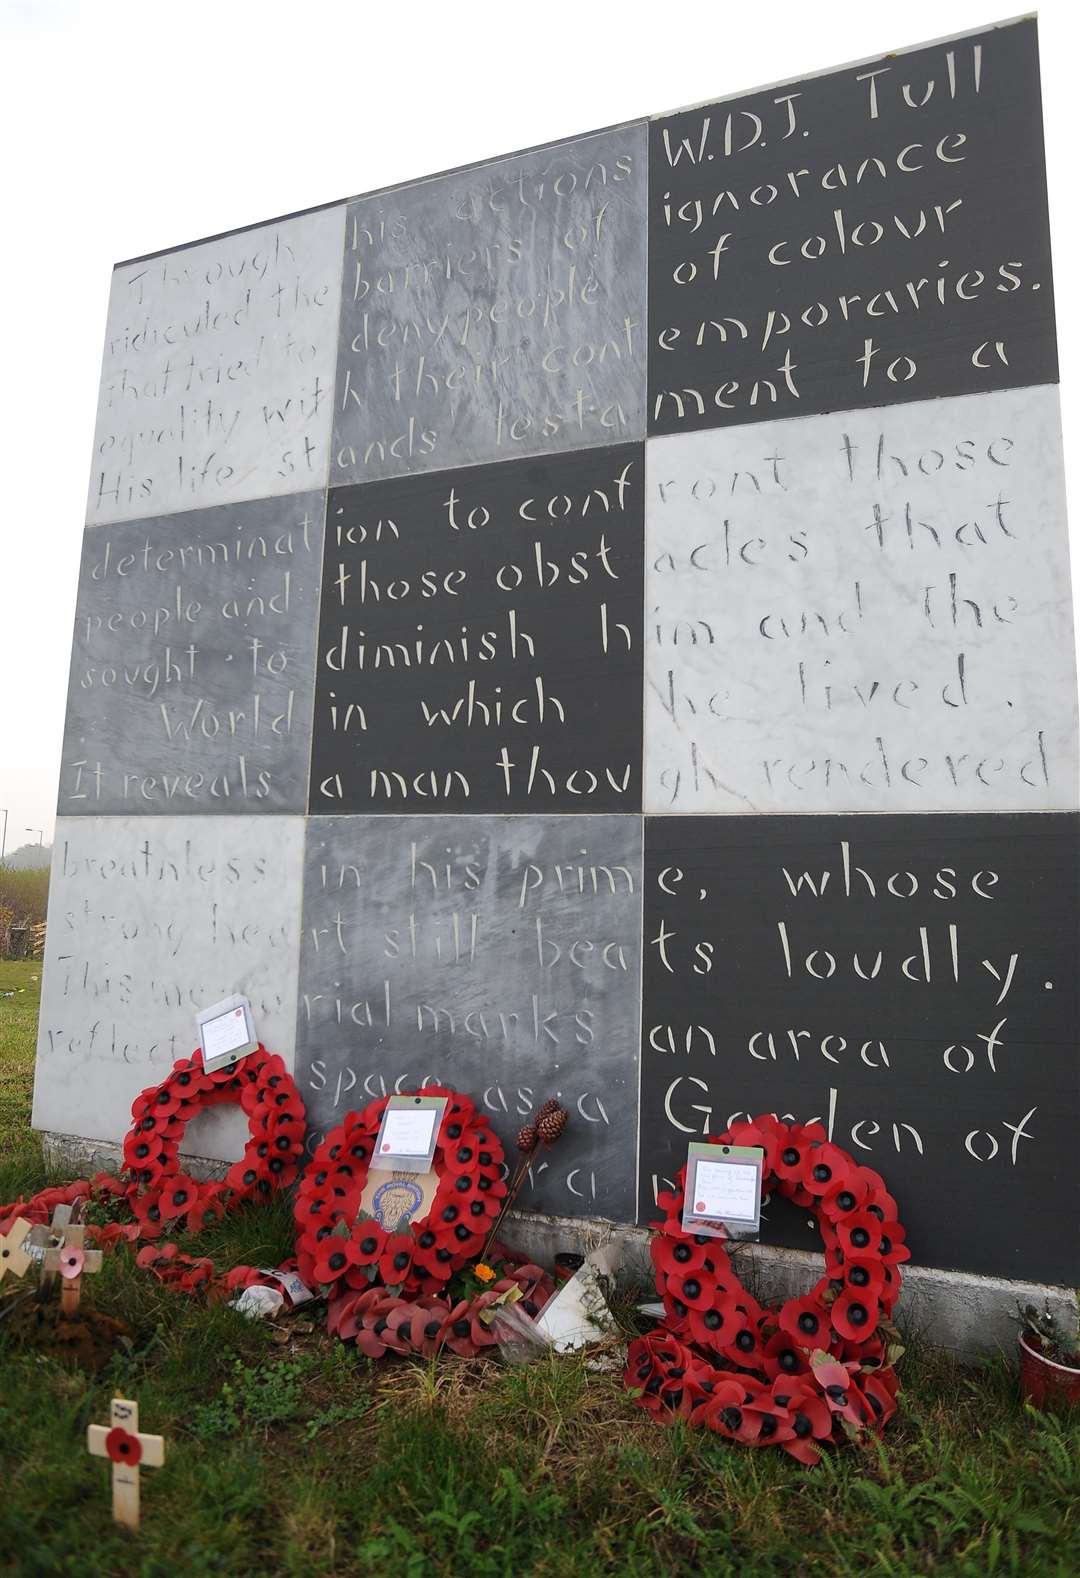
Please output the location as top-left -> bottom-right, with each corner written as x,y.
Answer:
0,1216 -> 33,1283
87,1397 -> 166,1529
27,1204 -> 103,1314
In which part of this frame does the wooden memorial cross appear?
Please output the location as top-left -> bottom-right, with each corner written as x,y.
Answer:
28,1203 -> 103,1312
0,1216 -> 33,1283
87,1398 -> 166,1529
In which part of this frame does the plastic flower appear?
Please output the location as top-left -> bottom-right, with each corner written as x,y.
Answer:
779,1295 -> 829,1346
105,1427 -> 143,1465
768,1377 -> 834,1464
837,1212 -> 884,1259
378,1233 -> 415,1288
475,1262 -> 496,1283
830,1290 -> 880,1343
313,1237 -> 359,1287
701,1377 -> 765,1443
59,1246 -> 85,1280
801,1143 -> 855,1197
763,1329 -> 812,1380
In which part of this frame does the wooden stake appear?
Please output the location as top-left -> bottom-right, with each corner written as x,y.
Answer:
87,1398 -> 165,1530
0,1217 -> 33,1283
27,1206 -> 102,1310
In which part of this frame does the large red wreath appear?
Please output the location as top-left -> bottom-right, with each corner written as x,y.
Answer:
294,1087 -> 507,1300
627,1113 -> 908,1464
121,1044 -> 306,1237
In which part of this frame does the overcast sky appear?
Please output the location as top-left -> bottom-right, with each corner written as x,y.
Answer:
0,0 -> 1075,849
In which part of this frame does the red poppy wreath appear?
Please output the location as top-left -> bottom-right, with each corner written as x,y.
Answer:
294,1087 -> 507,1301
121,1045 -> 306,1237
627,1113 -> 908,1464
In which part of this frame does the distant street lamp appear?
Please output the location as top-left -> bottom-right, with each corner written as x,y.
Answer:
25,827 -> 43,846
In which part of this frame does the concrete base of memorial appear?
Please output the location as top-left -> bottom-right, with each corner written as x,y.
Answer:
40,1130 -> 1076,1361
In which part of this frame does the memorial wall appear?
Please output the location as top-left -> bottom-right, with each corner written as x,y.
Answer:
35,17 -> 1080,1288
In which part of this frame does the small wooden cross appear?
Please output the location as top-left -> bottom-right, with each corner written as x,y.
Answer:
87,1397 -> 166,1529
28,1205 -> 103,1313
0,1217 -> 33,1283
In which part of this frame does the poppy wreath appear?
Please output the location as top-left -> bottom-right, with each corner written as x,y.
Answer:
121,1045 -> 306,1237
627,1113 -> 908,1464
326,1258 -> 555,1359
294,1086 -> 507,1301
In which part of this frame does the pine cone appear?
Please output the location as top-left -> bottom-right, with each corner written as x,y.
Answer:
537,1106 -> 569,1145
537,1098 -> 561,1119
517,1123 -> 538,1153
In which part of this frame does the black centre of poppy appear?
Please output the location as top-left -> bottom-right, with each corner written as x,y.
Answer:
668,1366 -> 685,1379
315,1171 -> 327,1186
329,1145 -> 341,1160
826,1385 -> 848,1403
454,1224 -> 471,1241
419,1231 -> 436,1249
374,1319 -> 389,1336
704,1310 -> 722,1331
269,1158 -> 283,1174
156,1090 -> 170,1106
838,1191 -> 856,1211
867,1204 -> 884,1221
720,1407 -> 742,1432
360,1236 -> 378,1254
682,1278 -> 701,1299
851,1228 -> 870,1248
136,1143 -> 149,1159
258,1142 -> 269,1157
329,1251 -> 346,1271
759,1416 -> 778,1439
243,1169 -> 257,1185
455,1177 -> 470,1193
780,1349 -> 799,1372
425,1320 -> 441,1340
453,1319 -> 471,1337
794,1412 -> 812,1437
436,1248 -> 451,1263
141,1117 -> 156,1132
174,1188 -> 189,1205
782,1147 -> 799,1166
177,1072 -> 191,1086
673,1300 -> 688,1317
880,1236 -> 892,1255
447,1123 -> 462,1140
523,1299 -> 538,1317
397,1322 -> 411,1341
275,1136 -> 291,1152
478,1151 -> 492,1166
813,1164 -> 831,1183
478,1177 -> 491,1191
148,1206 -> 160,1222
850,1266 -> 870,1288
735,1330 -> 754,1352
393,1252 -> 409,1271
442,1206 -> 459,1223
798,1312 -> 819,1334
868,1392 -> 883,1416
316,1226 -> 332,1243
848,1303 -> 869,1327
699,1380 -> 714,1395
674,1243 -> 691,1263
456,1147 -> 473,1165
469,1202 -> 484,1217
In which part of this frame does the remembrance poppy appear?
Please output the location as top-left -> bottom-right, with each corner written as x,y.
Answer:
779,1294 -> 829,1346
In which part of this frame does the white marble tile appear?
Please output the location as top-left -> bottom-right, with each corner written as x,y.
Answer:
33,816 -> 306,1160
644,386 -> 1079,814
86,208 -> 345,525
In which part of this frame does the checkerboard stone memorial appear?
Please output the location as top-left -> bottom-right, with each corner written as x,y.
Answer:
34,17 -> 1079,1312
296,814 -> 643,1221
34,816 -> 305,1161
87,207 -> 346,525
59,493 -> 325,815
310,444 -> 644,813
640,813 -> 1080,1283
331,125 -> 647,484
648,18 -> 1055,437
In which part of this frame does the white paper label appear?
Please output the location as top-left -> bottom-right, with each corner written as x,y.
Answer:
202,1004 -> 250,1063
377,1106 -> 438,1159
690,1159 -> 759,1223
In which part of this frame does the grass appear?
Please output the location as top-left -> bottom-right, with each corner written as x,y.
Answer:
1,958 -> 1078,1576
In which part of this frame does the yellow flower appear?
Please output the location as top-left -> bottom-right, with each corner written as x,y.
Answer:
475,1262 -> 496,1283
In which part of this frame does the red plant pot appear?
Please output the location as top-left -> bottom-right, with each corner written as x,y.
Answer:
1019,1332 -> 1080,1410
